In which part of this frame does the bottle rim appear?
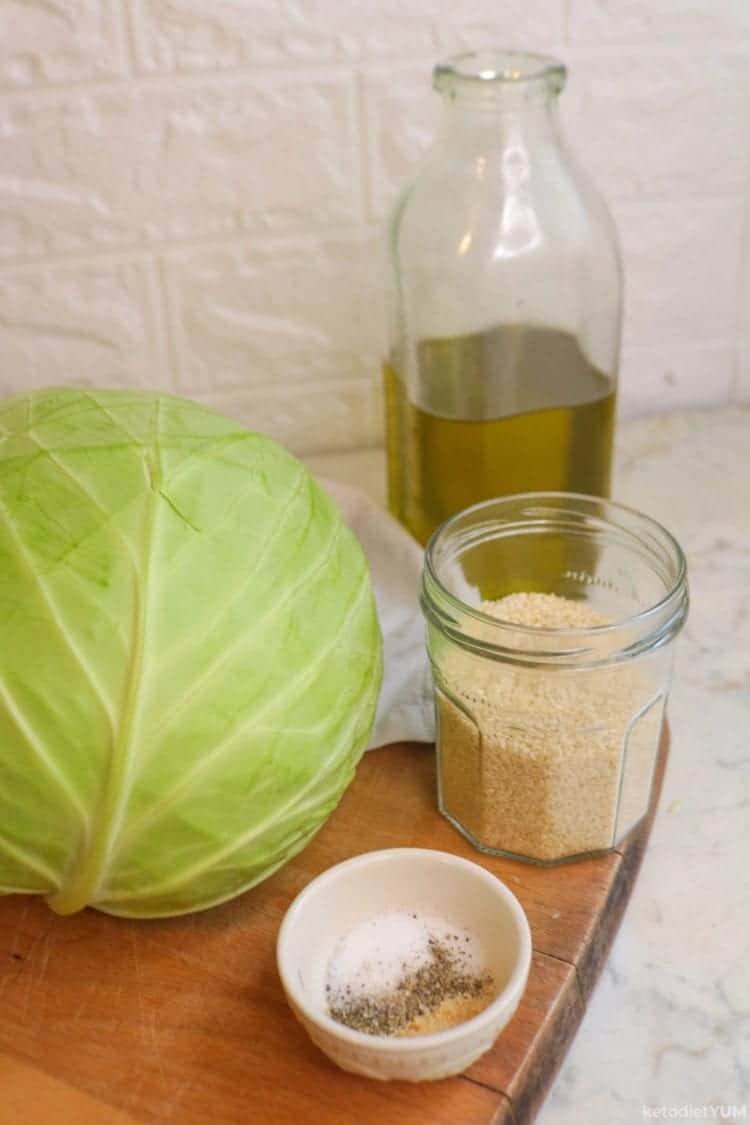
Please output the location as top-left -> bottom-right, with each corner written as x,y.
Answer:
434,50 -> 566,96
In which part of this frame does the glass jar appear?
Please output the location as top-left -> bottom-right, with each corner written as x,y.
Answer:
384,51 -> 623,546
421,493 -> 688,865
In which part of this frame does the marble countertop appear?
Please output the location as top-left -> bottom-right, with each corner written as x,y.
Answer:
307,405 -> 750,1122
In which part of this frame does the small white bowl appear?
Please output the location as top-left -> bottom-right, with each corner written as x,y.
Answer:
276,848 -> 532,1081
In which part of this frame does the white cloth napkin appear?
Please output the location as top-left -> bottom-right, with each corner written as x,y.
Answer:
321,479 -> 435,749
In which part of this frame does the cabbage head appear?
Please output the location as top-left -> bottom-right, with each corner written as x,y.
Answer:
0,388 -> 382,917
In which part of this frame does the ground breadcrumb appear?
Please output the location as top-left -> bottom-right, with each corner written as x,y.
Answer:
438,592 -> 662,862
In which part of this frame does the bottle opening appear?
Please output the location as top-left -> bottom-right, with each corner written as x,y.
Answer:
434,50 -> 566,98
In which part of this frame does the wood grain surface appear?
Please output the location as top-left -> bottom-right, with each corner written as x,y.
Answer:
0,731 -> 668,1125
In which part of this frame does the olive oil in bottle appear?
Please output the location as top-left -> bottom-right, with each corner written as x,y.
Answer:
384,324 -> 616,546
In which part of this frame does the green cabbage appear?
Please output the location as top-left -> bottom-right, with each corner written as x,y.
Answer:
0,388 -> 382,917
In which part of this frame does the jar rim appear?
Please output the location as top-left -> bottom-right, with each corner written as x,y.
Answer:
422,491 -> 688,657
434,50 -> 566,94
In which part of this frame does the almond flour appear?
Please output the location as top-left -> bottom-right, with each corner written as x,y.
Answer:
437,592 -> 662,863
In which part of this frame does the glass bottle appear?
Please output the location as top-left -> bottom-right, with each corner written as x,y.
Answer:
384,50 -> 623,546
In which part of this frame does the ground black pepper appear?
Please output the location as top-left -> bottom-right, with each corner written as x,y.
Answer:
327,935 -> 494,1037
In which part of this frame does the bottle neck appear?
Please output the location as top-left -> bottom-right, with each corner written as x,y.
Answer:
439,88 -> 561,131
432,50 -> 566,152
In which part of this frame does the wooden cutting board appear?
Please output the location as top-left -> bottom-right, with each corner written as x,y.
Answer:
0,731 -> 668,1125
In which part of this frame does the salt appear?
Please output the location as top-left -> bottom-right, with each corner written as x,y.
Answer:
325,910 -> 492,1036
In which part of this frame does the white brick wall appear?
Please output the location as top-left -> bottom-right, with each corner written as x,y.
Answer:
0,254 -> 169,389
0,1 -> 128,88
0,0 -> 748,454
